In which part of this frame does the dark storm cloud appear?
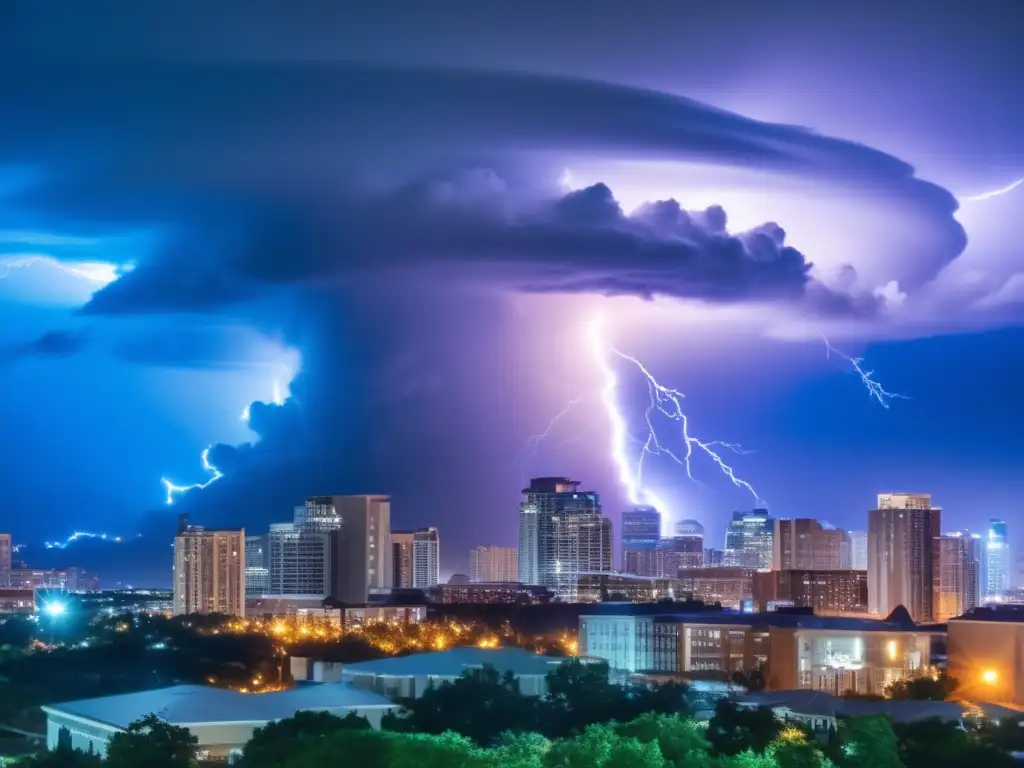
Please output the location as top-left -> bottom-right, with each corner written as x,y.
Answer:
0,329 -> 89,363
0,56 -> 965,313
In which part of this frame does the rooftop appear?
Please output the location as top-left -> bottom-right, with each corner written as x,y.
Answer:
43,683 -> 392,729
341,646 -> 577,678
739,690 -> 970,723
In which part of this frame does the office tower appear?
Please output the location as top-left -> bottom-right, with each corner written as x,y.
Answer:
704,548 -> 725,567
754,569 -> 868,614
724,510 -> 774,569
295,497 -> 344,533
937,532 -> 983,621
244,535 -> 270,597
848,531 -> 868,570
173,525 -> 245,617
328,495 -> 392,604
392,531 -> 414,588
517,477 -> 605,601
867,493 -> 941,622
0,533 -> 11,587
268,523 -> 330,596
469,546 -> 518,583
621,506 -> 661,575
411,527 -> 441,588
984,519 -> 1009,598
653,520 -> 705,577
773,519 -> 845,571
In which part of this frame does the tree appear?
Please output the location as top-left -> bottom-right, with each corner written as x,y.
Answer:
542,723 -> 667,768
615,712 -> 717,768
487,732 -> 549,768
104,714 -> 199,768
885,675 -> 957,701
836,716 -> 902,768
22,746 -> 103,768
239,709 -> 371,767
383,666 -> 538,745
706,699 -> 783,757
769,727 -> 831,768
894,717 -> 1015,768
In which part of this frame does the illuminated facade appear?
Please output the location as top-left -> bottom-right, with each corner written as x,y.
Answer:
244,535 -> 270,597
984,519 -> 1009,598
173,526 -> 245,618
724,511 -> 774,569
867,493 -> 941,622
268,524 -> 329,597
574,573 -> 677,603
773,519 -> 846,571
676,567 -> 755,609
936,532 -> 982,621
754,569 -> 868,615
948,607 -> 1024,705
579,608 -> 937,695
621,506 -> 661,576
0,533 -> 10,587
394,527 -> 441,589
848,531 -> 868,570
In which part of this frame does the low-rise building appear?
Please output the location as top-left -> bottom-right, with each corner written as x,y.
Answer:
41,683 -> 394,761
575,573 -> 678,603
753,570 -> 868,615
0,587 -> 34,614
948,606 -> 1024,705
429,582 -> 552,604
579,605 -> 940,696
676,567 -> 755,609
294,647 -> 585,698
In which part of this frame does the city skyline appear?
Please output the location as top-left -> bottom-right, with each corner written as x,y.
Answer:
1,3 -> 1022,585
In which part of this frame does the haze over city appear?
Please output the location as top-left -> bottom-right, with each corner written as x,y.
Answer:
2,1 -> 1023,586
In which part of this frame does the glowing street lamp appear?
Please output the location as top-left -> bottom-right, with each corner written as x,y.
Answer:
43,601 -> 66,617
982,669 -> 998,685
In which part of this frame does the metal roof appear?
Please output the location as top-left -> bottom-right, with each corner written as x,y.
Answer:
43,683 -> 393,729
341,646 -> 574,678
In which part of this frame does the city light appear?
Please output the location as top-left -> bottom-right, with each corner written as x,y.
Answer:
43,601 -> 67,617
982,668 -> 998,685
887,640 -> 898,661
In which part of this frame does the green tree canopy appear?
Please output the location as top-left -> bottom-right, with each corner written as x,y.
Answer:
239,709 -> 371,768
837,715 -> 903,768
893,717 -> 1015,768
706,700 -> 783,757
104,714 -> 199,768
885,675 -> 958,702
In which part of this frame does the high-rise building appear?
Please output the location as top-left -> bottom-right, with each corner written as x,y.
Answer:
651,520 -> 705,577
268,523 -> 330,597
412,527 -> 441,588
295,497 -> 344,533
724,510 -> 774,569
847,531 -> 868,570
936,532 -> 983,621
621,506 -> 661,575
754,569 -> 868,614
704,548 -> 725,567
244,535 -> 269,597
773,519 -> 846,571
392,531 -> 414,588
0,534 -> 11,588
517,477 -> 608,601
469,546 -> 518,583
173,525 -> 245,617
328,495 -> 392,604
867,493 -> 941,623
984,519 -> 1009,598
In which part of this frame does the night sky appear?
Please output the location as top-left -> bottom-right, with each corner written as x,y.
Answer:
2,1 -> 1022,586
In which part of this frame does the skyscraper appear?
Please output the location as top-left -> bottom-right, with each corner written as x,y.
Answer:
867,493 -> 941,622
517,477 -> 608,601
392,531 -> 414,588
984,519 -> 1009,598
773,519 -> 845,571
0,533 -> 11,588
295,497 -> 344,533
412,527 -> 441,588
724,510 -> 774,569
847,531 -> 868,570
937,531 -> 983,621
621,506 -> 661,575
244,534 -> 269,597
173,525 -> 245,617
328,495 -> 392,604
469,546 -> 518,583
268,523 -> 330,596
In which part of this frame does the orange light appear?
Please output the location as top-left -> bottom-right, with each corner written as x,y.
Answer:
982,669 -> 998,685
887,640 -> 898,661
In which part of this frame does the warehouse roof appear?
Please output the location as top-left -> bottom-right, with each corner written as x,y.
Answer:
739,690 -> 969,723
341,646 -> 576,678
43,682 -> 392,729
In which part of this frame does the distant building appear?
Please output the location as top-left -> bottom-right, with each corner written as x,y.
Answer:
173,526 -> 245,618
677,567 -> 756,609
724,510 -> 774,569
984,519 -> 1009,598
328,495 -> 392,604
868,493 -> 941,623
847,531 -> 868,570
947,606 -> 1024,706
936,532 -> 983,620
649,520 -> 705,577
430,581 -> 552,604
0,587 -> 34,614
575,572 -> 677,603
392,528 -> 440,589
295,497 -> 344,533
8,567 -> 100,592
773,519 -> 846,571
621,506 -> 661,575
391,531 -> 414,588
447,573 -> 471,585
268,524 -> 329,597
754,569 -> 868,615
0,533 -> 11,587
469,546 -> 518,583
244,535 -> 270,597
704,548 -> 725,568
517,477 -> 610,601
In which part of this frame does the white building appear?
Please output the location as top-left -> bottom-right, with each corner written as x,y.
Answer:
848,531 -> 868,570
173,526 -> 245,618
469,545 -> 518,583
984,519 -> 1009,598
412,527 -> 440,588
42,684 -> 394,761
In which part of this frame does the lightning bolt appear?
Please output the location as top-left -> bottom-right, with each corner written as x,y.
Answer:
823,337 -> 907,408
241,378 -> 287,422
517,393 -> 590,467
587,316 -> 762,514
161,447 -> 223,505
43,531 -> 125,549
0,255 -> 121,285
960,178 -> 1023,203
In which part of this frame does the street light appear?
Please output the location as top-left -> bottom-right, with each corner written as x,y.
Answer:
982,669 -> 998,685
43,601 -> 66,617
